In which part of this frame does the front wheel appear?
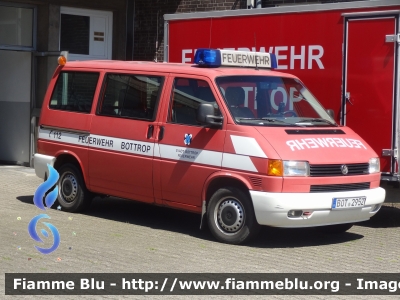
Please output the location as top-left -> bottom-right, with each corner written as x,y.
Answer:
207,187 -> 260,244
315,223 -> 353,234
57,163 -> 92,212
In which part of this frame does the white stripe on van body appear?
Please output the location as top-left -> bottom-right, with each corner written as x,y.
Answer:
39,127 -> 154,156
230,135 -> 268,158
38,127 -> 260,172
222,153 -> 258,172
158,144 -> 222,166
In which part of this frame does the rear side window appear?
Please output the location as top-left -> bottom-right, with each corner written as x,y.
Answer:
49,72 -> 99,113
98,74 -> 163,121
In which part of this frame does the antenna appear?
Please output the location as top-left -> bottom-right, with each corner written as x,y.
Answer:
254,33 -> 258,70
155,10 -> 159,62
209,18 -> 213,48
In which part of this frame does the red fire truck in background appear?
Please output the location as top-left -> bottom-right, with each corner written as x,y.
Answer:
164,0 -> 400,182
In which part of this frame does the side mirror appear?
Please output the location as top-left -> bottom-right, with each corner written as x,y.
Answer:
326,109 -> 335,119
196,103 -> 223,128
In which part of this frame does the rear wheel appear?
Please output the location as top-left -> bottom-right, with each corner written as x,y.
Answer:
315,223 -> 353,234
207,187 -> 260,244
57,163 -> 92,212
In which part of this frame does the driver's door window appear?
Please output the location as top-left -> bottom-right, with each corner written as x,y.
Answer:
168,78 -> 220,126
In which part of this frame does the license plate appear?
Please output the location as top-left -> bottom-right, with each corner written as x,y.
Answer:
332,197 -> 366,210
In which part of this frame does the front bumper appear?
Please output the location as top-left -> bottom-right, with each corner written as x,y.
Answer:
33,153 -> 56,179
250,187 -> 385,227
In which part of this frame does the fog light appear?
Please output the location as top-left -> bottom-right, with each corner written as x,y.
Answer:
288,210 -> 303,218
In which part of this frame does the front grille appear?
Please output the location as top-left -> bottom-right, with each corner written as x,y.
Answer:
310,182 -> 370,193
310,163 -> 369,177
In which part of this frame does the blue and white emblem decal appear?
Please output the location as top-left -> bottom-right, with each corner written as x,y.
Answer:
184,134 -> 192,146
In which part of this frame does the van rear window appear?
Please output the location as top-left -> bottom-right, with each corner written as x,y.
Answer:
49,72 -> 99,113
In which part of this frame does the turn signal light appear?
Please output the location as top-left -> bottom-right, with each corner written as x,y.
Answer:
268,159 -> 283,176
58,56 -> 67,66
57,51 -> 69,66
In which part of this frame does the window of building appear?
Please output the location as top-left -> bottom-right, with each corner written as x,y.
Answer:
169,78 -> 220,126
0,5 -> 34,49
99,74 -> 163,121
60,14 -> 89,55
49,72 -> 99,113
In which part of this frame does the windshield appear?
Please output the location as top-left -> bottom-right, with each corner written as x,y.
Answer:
216,76 -> 336,127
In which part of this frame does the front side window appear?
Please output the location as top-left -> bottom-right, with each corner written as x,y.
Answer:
50,72 -> 99,113
168,78 -> 220,126
99,74 -> 163,121
216,76 -> 336,127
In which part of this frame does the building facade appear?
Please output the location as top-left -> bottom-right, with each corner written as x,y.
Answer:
0,0 -> 126,165
0,0 -> 360,166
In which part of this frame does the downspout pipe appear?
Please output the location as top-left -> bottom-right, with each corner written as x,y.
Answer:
248,0 -> 262,9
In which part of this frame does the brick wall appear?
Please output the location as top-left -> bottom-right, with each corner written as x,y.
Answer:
176,0 -> 247,12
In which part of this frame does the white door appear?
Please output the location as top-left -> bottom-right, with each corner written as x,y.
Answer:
60,7 -> 112,61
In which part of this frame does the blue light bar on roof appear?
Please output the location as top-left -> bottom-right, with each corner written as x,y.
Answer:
194,49 -> 221,67
194,49 -> 278,69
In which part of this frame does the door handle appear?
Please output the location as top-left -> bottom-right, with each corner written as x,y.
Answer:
345,92 -> 353,105
147,125 -> 154,139
158,126 -> 165,141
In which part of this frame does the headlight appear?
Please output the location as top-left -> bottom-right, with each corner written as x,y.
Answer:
283,161 -> 310,176
369,157 -> 380,173
268,160 -> 309,176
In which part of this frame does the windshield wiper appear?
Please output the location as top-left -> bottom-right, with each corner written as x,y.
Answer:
295,118 -> 338,127
237,118 -> 305,127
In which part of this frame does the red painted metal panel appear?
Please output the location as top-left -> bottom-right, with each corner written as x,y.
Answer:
158,75 -> 225,207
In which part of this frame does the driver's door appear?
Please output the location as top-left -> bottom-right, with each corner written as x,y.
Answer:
157,75 -> 226,210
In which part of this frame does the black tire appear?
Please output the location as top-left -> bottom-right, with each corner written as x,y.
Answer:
56,163 -> 92,212
207,187 -> 260,244
315,223 -> 353,234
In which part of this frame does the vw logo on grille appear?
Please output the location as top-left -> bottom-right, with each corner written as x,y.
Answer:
341,164 -> 349,175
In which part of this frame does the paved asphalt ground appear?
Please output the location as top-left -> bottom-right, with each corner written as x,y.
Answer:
1,165 -> 400,299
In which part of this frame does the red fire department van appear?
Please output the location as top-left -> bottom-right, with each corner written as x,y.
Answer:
34,49 -> 385,244
164,0 -> 400,183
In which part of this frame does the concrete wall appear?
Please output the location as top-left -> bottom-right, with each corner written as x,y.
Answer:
1,0 -> 127,165
0,51 -> 31,164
